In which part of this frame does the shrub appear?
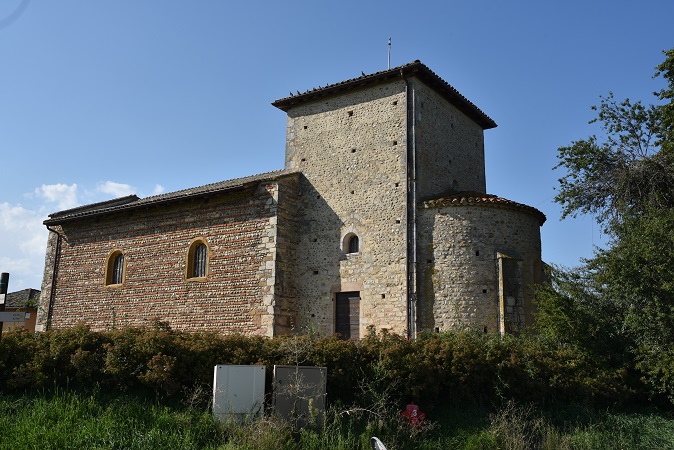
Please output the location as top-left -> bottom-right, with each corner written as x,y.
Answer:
0,325 -> 648,409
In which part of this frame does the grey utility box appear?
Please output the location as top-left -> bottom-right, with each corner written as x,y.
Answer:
212,365 -> 266,423
272,365 -> 327,427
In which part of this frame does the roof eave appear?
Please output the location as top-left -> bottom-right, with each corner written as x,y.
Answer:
44,171 -> 300,226
422,194 -> 547,226
272,61 -> 497,130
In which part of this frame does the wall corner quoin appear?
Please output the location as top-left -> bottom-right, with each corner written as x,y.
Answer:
36,227 -> 61,331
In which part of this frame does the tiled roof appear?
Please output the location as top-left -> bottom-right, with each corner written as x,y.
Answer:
47,195 -> 140,220
45,170 -> 299,225
272,60 -> 497,130
6,288 -> 40,309
422,192 -> 546,226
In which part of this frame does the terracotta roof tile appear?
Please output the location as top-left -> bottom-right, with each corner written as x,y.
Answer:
422,192 -> 546,225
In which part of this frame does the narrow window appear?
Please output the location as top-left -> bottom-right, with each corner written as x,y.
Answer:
342,232 -> 361,254
186,238 -> 209,280
105,250 -> 125,286
112,253 -> 124,284
193,243 -> 207,278
348,235 -> 359,253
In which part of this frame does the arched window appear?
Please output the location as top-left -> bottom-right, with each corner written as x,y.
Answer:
193,243 -> 207,277
105,250 -> 125,286
186,238 -> 209,280
348,235 -> 359,254
342,232 -> 360,254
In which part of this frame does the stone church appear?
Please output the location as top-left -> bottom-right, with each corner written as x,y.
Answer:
37,61 -> 545,338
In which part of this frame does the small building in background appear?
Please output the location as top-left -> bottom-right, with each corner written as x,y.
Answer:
5,289 -> 39,332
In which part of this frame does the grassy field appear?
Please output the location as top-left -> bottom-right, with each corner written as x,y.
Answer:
1,390 -> 673,449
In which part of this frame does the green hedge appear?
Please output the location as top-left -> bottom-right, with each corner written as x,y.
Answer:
0,324 -> 641,409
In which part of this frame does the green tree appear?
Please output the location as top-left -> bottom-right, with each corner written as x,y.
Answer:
534,265 -> 629,368
655,48 -> 674,154
589,208 -> 674,400
555,95 -> 674,230
540,48 -> 674,403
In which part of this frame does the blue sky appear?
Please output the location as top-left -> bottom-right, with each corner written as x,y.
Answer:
1,0 -> 672,292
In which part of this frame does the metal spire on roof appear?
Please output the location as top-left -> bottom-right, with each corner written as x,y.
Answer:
388,37 -> 391,69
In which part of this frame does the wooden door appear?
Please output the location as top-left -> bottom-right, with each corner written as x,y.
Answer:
335,291 -> 360,339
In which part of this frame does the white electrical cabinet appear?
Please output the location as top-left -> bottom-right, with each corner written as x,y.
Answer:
212,365 -> 266,422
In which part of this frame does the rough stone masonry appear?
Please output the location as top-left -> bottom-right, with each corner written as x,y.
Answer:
37,61 -> 545,338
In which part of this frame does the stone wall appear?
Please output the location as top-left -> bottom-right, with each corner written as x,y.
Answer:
417,200 -> 543,333
272,174 -> 301,335
283,80 -> 410,336
37,230 -> 59,332
412,79 -> 487,197
36,64 -> 544,339
38,176 -> 299,336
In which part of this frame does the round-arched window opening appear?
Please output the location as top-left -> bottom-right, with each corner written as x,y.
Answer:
105,250 -> 126,286
348,235 -> 359,253
186,238 -> 209,280
192,243 -> 207,277
342,232 -> 360,254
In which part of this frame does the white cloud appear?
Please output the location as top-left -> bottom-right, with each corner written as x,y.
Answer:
97,181 -> 136,198
5,182 -> 79,291
34,183 -> 79,211
4,179 -> 162,291
0,202 -> 48,291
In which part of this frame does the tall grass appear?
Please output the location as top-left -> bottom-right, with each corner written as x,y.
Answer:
1,391 -> 673,450
470,401 -> 674,450
0,390 -> 222,450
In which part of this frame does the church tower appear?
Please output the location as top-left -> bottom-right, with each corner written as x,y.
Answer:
37,60 -> 543,338
273,61 -> 497,337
